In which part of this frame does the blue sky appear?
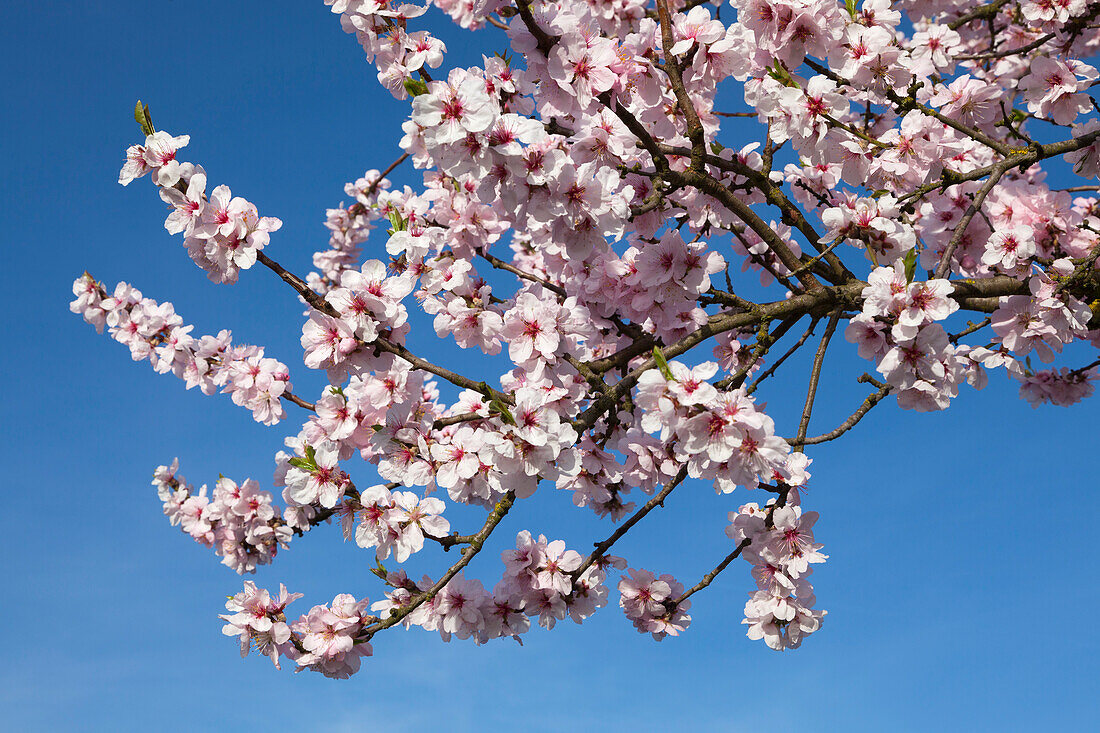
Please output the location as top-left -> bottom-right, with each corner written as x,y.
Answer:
3,1 -> 1098,730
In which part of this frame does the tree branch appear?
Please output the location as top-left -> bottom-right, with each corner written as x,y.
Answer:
359,491 -> 517,641
788,378 -> 893,446
570,466 -> 689,581
672,538 -> 752,606
933,160 -> 1010,278
281,390 -> 316,411
795,308 -> 842,445
373,336 -> 514,404
745,317 -> 820,395
656,0 -> 706,171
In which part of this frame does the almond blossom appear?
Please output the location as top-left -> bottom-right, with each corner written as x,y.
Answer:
73,0 -> 1100,678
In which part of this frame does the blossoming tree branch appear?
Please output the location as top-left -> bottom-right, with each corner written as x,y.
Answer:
72,0 -> 1100,677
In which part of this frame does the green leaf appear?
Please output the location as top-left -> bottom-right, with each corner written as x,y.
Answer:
488,396 -> 516,426
288,457 -> 314,471
134,100 -> 155,136
845,0 -> 858,19
388,210 -> 407,232
403,78 -> 429,98
652,346 -> 674,381
902,248 -> 918,283
766,63 -> 797,88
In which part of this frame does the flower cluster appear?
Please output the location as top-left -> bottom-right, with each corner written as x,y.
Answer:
220,582 -> 302,668
153,461 -> 294,575
222,582 -> 374,678
324,0 -> 446,98
618,568 -> 692,640
991,274 -> 1092,364
728,501 -> 827,650
74,0 -> 1100,680
1019,366 -> 1098,406
496,531 -> 610,629
290,594 -> 374,679
120,131 -> 282,284
820,195 -> 915,264
71,274 -> 292,424
308,170 -> 400,296
352,484 -> 450,562
636,360 -> 793,492
369,531 -> 611,644
846,263 -> 979,411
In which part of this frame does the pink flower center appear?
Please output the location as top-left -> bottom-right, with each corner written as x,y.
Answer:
441,98 -> 465,121
573,56 -> 593,80
910,287 -> 933,310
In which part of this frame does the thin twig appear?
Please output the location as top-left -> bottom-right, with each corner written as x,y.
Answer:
374,336 -> 514,404
746,317 -> 820,395
281,390 -> 316,411
673,538 -> 752,606
788,380 -> 893,446
718,314 -> 804,390
432,411 -> 485,429
949,317 -> 992,344
794,308 -> 842,446
360,152 -> 409,201
478,248 -> 566,296
256,251 -> 337,316
570,466 -> 689,581
933,161 -> 1009,278
359,491 -> 516,641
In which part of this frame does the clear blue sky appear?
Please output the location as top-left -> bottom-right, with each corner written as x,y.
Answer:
2,1 -> 1097,730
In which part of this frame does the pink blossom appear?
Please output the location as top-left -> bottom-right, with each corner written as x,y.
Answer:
668,6 -> 725,56
291,594 -> 372,679
118,143 -> 151,185
160,171 -> 207,235
982,226 -> 1037,271
221,582 -> 302,668
385,491 -> 450,562
283,443 -> 348,508
412,73 -> 496,146
301,312 -> 358,370
1021,57 -> 1096,125
930,76 -> 1000,127
142,131 -> 190,186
